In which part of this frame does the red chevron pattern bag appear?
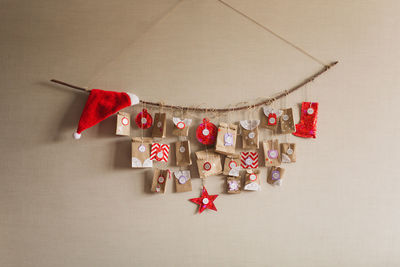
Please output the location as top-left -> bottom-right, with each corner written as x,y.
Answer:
240,152 -> 259,169
150,143 -> 170,162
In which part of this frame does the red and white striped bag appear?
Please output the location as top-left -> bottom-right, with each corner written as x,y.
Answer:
150,143 -> 170,162
240,152 -> 259,169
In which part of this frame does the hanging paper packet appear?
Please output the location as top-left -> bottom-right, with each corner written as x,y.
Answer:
240,120 -> 260,149
215,122 -> 238,155
223,154 -> 241,177
174,170 -> 192,193
244,169 -> 261,191
279,108 -> 295,134
280,143 -> 296,163
172,117 -> 192,136
227,176 -> 241,194
175,140 -> 192,167
293,102 -> 319,138
263,139 -> 281,167
150,143 -> 170,162
240,152 -> 259,169
116,111 -> 130,136
267,166 -> 285,186
151,168 -> 170,193
261,106 -> 283,131
131,137 -> 153,168
195,150 -> 222,178
152,113 -> 167,138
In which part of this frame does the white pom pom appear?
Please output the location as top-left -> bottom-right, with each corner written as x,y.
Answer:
126,92 -> 139,106
73,132 -> 81,139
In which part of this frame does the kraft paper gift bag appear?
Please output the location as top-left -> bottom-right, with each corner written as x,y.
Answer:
152,113 -> 167,138
116,111 -> 131,136
223,154 -> 241,177
172,117 -> 192,137
175,140 -> 192,167
151,168 -> 170,193
227,176 -> 241,194
279,108 -> 295,134
174,170 -> 192,193
267,166 -> 285,186
263,139 -> 281,167
215,122 -> 238,155
280,143 -> 296,163
240,120 -> 260,149
195,150 -> 222,178
243,169 -> 261,191
131,137 -> 153,168
260,106 -> 283,131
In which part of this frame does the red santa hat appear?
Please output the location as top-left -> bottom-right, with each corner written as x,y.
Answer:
74,89 -> 139,139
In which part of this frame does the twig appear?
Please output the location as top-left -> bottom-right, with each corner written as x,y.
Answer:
50,61 -> 338,112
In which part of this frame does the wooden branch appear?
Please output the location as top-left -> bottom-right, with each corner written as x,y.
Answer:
50,61 -> 337,112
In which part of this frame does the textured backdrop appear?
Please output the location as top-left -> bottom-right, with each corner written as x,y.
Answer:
1,0 -> 399,266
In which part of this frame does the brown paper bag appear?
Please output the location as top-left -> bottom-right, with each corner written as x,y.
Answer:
243,169 -> 261,191
263,139 -> 281,167
227,176 -> 241,194
215,122 -> 238,155
174,170 -> 192,193
280,143 -> 296,163
267,166 -> 285,186
240,120 -> 260,149
116,111 -> 130,136
223,154 -> 241,177
260,106 -> 283,131
175,140 -> 192,167
195,150 -> 222,178
152,113 -> 167,138
279,108 -> 295,134
131,137 -> 153,168
151,168 -> 170,193
172,117 -> 192,136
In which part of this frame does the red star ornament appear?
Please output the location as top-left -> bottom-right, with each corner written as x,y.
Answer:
189,187 -> 218,214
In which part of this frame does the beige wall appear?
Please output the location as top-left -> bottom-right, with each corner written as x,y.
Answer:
1,0 -> 399,266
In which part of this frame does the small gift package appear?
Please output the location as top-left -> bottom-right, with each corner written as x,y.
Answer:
261,106 -> 283,131
175,140 -> 192,167
152,113 -> 167,138
150,143 -> 170,162
195,150 -> 222,178
172,117 -> 192,136
116,111 -> 130,136
240,120 -> 260,149
263,139 -> 281,167
243,169 -> 261,191
267,166 -> 285,186
174,170 -> 192,193
131,137 -> 153,168
279,108 -> 295,134
227,176 -> 241,194
215,122 -> 238,155
223,154 -> 241,177
280,143 -> 296,163
151,168 -> 171,193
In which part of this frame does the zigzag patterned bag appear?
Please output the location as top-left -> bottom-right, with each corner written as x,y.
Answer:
240,152 -> 259,169
150,143 -> 170,162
